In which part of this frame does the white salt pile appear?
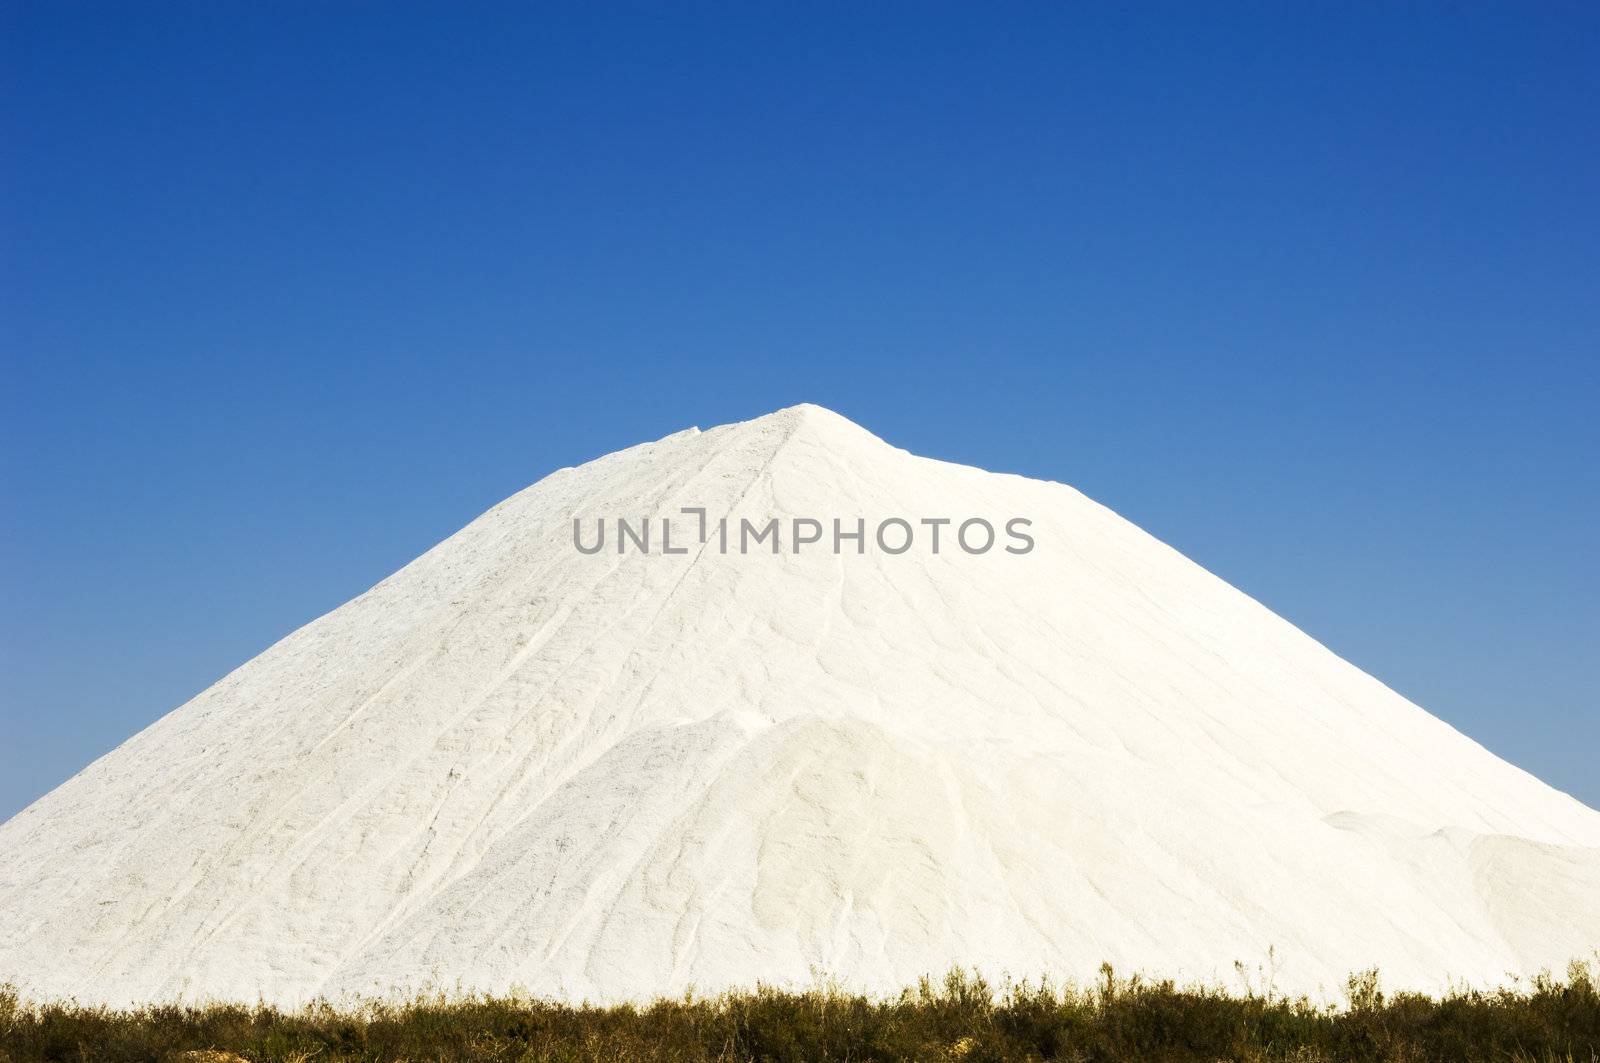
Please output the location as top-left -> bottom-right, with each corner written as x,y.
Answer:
2,404 -> 1596,1005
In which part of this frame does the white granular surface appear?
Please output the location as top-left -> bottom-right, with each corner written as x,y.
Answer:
2,404 -> 1596,1005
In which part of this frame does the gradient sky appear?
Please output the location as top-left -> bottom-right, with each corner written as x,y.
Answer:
2,3 -> 1597,820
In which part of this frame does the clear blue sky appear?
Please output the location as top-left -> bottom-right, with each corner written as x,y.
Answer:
2,4 -> 1596,820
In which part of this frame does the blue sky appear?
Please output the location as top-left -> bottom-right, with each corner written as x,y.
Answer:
2,3 -> 1596,819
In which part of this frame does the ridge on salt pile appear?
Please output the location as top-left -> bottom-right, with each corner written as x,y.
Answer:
2,404 -> 1596,1005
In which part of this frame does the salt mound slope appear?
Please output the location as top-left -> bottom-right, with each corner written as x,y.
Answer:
2,404 -> 1597,1005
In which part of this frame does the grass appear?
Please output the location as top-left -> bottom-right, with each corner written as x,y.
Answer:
2,961 -> 1598,1062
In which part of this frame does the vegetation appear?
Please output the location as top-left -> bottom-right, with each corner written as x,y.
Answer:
2,961 -> 1597,1062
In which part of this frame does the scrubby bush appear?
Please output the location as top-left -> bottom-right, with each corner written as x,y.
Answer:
1,960 -> 1596,1062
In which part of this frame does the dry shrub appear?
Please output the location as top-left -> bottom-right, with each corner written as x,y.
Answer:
0,960 -> 1595,1062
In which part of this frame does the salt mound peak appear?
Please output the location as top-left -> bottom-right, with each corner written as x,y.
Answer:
723,401 -> 889,451
2,405 -> 1597,1007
